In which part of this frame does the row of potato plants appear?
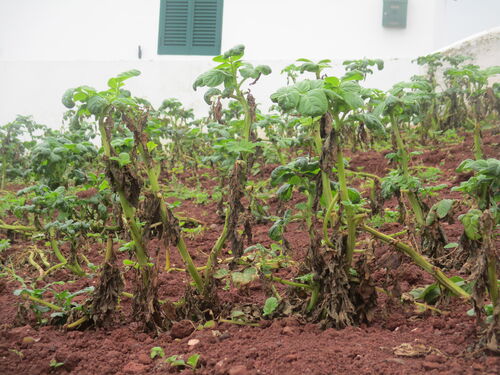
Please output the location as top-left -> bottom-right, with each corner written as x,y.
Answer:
0,45 -> 498,351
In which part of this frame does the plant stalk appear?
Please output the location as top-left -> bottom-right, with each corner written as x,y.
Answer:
361,224 -> 470,299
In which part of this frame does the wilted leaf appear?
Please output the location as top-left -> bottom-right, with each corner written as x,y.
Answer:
263,297 -> 279,316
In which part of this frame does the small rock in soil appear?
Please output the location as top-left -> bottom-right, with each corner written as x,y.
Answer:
170,320 -> 194,339
122,361 -> 148,374
187,338 -> 200,347
137,352 -> 150,364
218,331 -> 231,341
425,354 -> 445,364
282,326 -> 298,335
21,336 -> 36,344
422,361 -> 442,371
284,353 -> 298,362
228,364 -> 253,375
282,316 -> 301,327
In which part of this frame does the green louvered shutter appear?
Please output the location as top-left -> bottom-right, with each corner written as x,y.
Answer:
158,0 -> 223,55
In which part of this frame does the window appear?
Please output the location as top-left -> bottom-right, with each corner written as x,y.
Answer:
158,0 -> 223,55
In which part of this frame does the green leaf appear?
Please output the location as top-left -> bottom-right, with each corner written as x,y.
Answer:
146,141 -> 158,153
212,54 -> 226,63
263,297 -> 279,316
203,320 -> 216,329
342,71 -> 364,81
193,69 -> 228,90
347,187 -> 361,204
214,268 -> 229,279
324,76 -> 340,87
108,70 -> 141,89
166,355 -> 186,367
225,140 -> 257,154
297,88 -> 328,117
444,242 -> 459,249
232,267 -> 258,285
436,199 -> 453,219
223,44 -> 245,59
276,183 -> 293,201
87,95 -> 108,115
203,88 -> 221,104
98,179 -> 109,191
482,66 -> 500,77
186,354 -> 200,369
255,65 -> 272,75
240,64 -> 259,79
268,220 -> 284,241
341,91 -> 364,109
150,347 -> 165,359
300,62 -> 319,73
295,80 -> 323,93
62,88 -> 76,108
459,209 -> 482,240
110,152 -> 131,167
270,87 -> 300,111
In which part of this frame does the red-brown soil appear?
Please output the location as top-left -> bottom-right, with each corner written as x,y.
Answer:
0,131 -> 499,375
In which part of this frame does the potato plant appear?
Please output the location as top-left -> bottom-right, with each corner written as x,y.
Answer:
0,45 -> 498,357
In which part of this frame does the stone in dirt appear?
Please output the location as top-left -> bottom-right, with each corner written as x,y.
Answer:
137,352 -> 150,364
228,364 -> 254,375
122,361 -> 148,374
422,361 -> 442,371
282,326 -> 299,335
170,320 -> 195,339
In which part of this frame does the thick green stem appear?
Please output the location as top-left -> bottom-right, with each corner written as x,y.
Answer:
21,292 -> 62,312
176,236 -> 204,292
204,208 -> 230,281
98,117 -> 149,269
313,122 -> 333,209
391,116 -> 409,174
406,191 -> 426,227
137,141 -> 204,292
66,316 -> 88,329
346,169 -> 382,182
304,191 -> 314,230
323,192 -> 339,247
391,116 -> 425,226
104,236 -> 113,263
0,222 -> 36,232
1,155 -> 6,190
306,283 -> 320,312
473,120 -> 484,160
117,192 -> 149,267
487,255 -> 498,308
48,227 -> 85,277
334,133 -> 356,267
28,251 -> 44,279
265,274 -> 313,290
362,224 -> 470,299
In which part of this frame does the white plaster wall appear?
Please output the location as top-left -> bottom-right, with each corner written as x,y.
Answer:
0,0 -> 443,61
434,0 -> 500,49
0,0 -> 499,127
